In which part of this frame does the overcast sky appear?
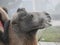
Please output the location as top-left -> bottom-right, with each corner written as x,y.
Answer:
0,0 -> 60,26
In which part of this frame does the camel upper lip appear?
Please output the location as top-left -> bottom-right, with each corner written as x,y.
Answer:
46,22 -> 52,26
0,21 -> 4,27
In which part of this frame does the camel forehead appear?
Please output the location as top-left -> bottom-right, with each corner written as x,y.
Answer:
11,11 -> 51,24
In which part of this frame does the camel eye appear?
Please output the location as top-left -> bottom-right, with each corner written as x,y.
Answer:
30,14 -> 33,18
12,21 -> 17,25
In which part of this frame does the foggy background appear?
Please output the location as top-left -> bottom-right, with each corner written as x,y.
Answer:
0,0 -> 60,26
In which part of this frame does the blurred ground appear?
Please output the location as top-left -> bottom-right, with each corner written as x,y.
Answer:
38,42 -> 60,45
36,26 -> 60,42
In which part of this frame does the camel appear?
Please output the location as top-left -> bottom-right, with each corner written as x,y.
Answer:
0,8 -> 51,45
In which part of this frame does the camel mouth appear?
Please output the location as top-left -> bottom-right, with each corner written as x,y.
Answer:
0,21 -> 4,33
0,13 -> 6,33
29,21 -> 51,32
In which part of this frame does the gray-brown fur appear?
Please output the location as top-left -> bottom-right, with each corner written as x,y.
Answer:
9,8 -> 51,45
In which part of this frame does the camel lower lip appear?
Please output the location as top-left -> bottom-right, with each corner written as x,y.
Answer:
32,26 -> 44,30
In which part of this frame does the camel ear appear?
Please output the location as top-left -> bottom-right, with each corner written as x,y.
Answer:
17,8 -> 25,12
